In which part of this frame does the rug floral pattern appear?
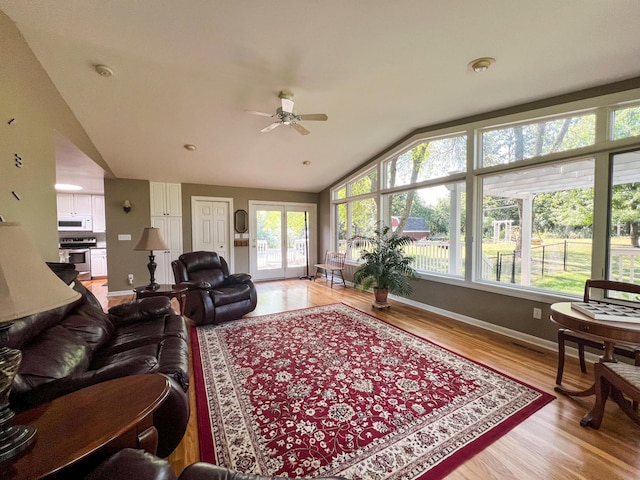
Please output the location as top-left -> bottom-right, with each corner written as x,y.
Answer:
193,304 -> 553,479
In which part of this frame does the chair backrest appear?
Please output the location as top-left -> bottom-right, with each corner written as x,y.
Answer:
172,251 -> 228,287
324,251 -> 346,269
584,279 -> 640,303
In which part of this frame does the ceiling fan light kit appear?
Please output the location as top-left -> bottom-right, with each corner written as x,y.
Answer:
248,91 -> 327,135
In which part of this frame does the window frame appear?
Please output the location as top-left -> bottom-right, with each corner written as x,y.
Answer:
330,87 -> 640,300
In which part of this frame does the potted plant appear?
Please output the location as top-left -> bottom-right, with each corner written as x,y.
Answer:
350,222 -> 418,306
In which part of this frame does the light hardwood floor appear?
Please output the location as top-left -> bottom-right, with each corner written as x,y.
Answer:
87,279 -> 640,479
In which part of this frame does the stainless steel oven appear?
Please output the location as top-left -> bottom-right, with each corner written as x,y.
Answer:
59,249 -> 91,280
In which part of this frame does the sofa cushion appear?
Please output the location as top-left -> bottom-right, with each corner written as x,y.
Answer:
97,315 -> 188,357
13,325 -> 90,395
91,336 -> 189,392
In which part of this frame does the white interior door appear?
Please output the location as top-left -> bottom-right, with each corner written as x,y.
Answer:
249,202 -> 315,280
192,197 -> 232,267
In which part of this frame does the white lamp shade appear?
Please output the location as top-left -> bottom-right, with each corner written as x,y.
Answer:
134,227 -> 169,251
0,223 -> 81,322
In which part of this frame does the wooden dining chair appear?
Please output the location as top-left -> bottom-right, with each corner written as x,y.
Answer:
581,361 -> 640,429
556,279 -> 640,386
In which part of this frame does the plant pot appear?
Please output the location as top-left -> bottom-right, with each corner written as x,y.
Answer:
374,288 -> 389,304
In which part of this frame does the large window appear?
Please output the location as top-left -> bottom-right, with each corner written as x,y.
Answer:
480,158 -> 595,295
331,89 -> 640,297
609,150 -> 640,290
385,182 -> 465,277
333,167 -> 378,260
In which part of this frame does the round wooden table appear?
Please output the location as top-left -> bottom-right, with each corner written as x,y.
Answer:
4,374 -> 170,480
551,302 -> 640,362
551,302 -> 640,426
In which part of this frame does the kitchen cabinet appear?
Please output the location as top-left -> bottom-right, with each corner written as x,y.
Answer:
151,214 -> 183,285
57,193 -> 92,217
150,182 -> 182,217
91,195 -> 106,232
90,248 -> 108,277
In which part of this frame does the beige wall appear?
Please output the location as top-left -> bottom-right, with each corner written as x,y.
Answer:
181,183 -> 319,273
0,11 -> 107,259
104,178 -> 153,292
104,180 -> 319,291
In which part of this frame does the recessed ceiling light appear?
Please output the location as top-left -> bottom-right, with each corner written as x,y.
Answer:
94,64 -> 114,77
302,160 -> 311,166
184,144 -> 197,151
468,57 -> 495,73
55,183 -> 83,191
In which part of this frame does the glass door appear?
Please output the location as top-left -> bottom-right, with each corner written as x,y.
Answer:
253,205 -> 284,280
250,203 -> 315,280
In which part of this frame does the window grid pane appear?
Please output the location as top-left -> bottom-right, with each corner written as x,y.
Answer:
481,114 -> 595,167
612,105 -> 640,140
384,136 -> 467,189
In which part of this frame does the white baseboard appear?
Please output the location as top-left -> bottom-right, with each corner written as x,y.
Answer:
389,294 -> 598,363
107,289 -> 133,297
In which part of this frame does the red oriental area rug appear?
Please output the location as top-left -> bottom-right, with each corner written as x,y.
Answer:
191,304 -> 554,479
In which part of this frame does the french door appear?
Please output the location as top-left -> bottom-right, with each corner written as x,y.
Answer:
249,202 -> 316,280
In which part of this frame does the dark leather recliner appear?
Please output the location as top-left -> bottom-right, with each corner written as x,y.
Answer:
85,448 -> 347,480
171,251 -> 257,326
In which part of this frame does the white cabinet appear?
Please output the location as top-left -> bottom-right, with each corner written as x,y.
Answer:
91,195 -> 106,232
150,217 -> 183,284
57,193 -> 92,216
150,182 -> 182,217
150,183 -> 183,284
90,248 -> 108,277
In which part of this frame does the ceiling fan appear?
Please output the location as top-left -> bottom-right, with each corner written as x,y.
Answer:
247,90 -> 328,136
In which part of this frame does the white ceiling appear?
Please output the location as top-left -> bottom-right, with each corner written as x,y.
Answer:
2,1 -> 640,194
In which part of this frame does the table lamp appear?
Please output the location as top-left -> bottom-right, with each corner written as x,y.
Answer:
134,227 -> 169,291
0,222 -> 81,461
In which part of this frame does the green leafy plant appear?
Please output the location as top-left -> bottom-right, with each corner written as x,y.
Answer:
350,222 -> 418,297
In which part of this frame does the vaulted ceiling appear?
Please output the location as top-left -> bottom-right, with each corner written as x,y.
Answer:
2,1 -> 640,194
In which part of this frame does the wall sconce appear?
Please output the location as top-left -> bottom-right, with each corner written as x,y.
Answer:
122,200 -> 132,214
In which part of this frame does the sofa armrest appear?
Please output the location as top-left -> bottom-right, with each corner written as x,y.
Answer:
108,297 -> 173,324
14,356 -> 159,410
176,280 -> 213,290
224,273 -> 252,285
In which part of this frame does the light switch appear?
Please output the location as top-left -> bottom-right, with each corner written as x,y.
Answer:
118,234 -> 132,241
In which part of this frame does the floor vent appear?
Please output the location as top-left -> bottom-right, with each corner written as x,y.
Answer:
512,342 -> 547,355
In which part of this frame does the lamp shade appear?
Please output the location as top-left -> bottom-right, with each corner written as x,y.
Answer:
134,227 -> 169,251
0,223 -> 81,323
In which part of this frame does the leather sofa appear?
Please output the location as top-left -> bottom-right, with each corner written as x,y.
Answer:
85,448 -> 347,480
8,263 -> 190,458
172,251 -> 257,325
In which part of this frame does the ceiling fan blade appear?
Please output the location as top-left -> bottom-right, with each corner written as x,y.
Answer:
246,110 -> 273,117
261,122 -> 281,133
291,123 -> 310,136
297,113 -> 328,121
281,97 -> 295,114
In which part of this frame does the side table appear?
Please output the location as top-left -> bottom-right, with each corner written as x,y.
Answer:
3,374 -> 170,480
134,284 -> 188,314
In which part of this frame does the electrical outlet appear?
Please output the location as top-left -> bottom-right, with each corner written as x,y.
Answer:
533,307 -> 542,319
128,274 -> 134,285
